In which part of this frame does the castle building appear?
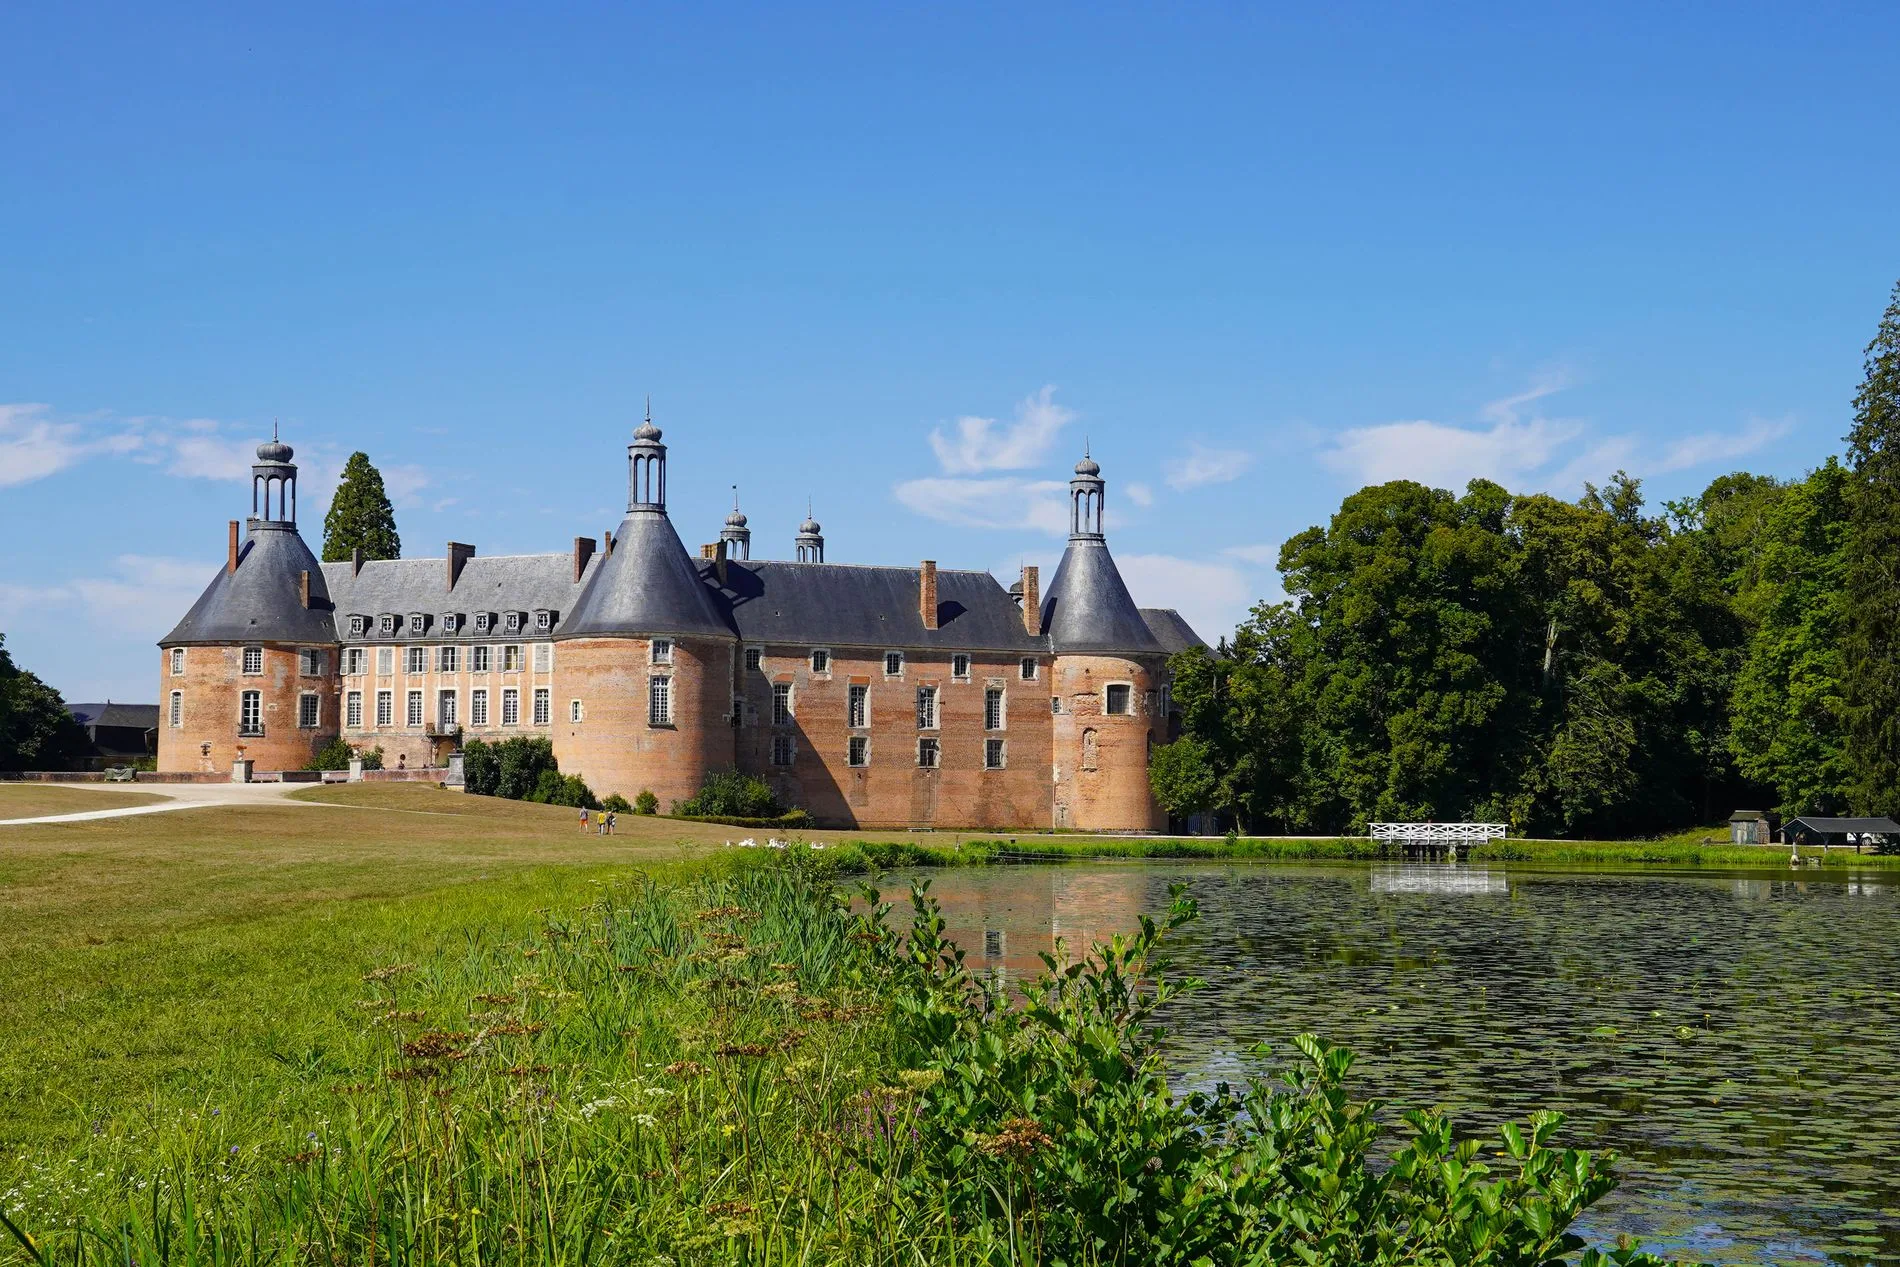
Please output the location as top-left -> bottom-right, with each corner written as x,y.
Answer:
157,417 -> 1203,830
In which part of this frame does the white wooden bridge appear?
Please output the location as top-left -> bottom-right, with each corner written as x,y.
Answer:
1368,822 -> 1508,858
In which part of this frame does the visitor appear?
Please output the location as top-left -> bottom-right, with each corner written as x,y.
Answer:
606,810 -> 617,836
396,753 -> 406,770
579,807 -> 590,833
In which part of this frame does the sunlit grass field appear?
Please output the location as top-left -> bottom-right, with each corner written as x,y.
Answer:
0,785 -> 166,818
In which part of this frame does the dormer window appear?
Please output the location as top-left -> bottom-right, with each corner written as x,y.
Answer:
379,614 -> 397,636
505,611 -> 523,634
533,609 -> 552,631
475,611 -> 492,634
440,613 -> 459,635
408,613 -> 426,635
349,614 -> 366,637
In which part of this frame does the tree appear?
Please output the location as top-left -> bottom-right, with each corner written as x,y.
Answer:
1148,735 -> 1219,823
321,452 -> 401,562
1843,279 -> 1900,816
0,634 -> 91,771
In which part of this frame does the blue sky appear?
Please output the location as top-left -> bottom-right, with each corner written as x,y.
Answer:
3,4 -> 1897,701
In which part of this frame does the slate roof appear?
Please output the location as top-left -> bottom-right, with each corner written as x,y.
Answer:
1139,608 -> 1206,655
1040,539 -> 1165,656
161,524 -> 337,645
561,511 -> 734,640
67,702 -> 160,730
705,561 -> 1045,652
1784,816 -> 1900,836
322,552 -> 596,641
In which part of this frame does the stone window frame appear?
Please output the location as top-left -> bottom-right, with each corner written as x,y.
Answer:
1103,682 -> 1134,716
470,645 -> 491,674
297,692 -> 321,729
376,647 -> 395,676
378,614 -> 398,637
772,681 -> 794,726
343,648 -> 366,676
847,682 -> 870,729
406,690 -> 425,729
474,611 -> 493,634
744,645 -> 764,672
408,613 -> 427,636
375,690 -> 393,728
238,690 -> 263,736
1051,696 -> 1062,714
437,645 -> 459,674
651,637 -> 674,665
883,650 -> 904,679
504,611 -> 523,634
770,734 -> 796,767
349,615 -> 366,637
645,674 -> 670,725
533,609 -> 553,632
168,690 -> 183,728
1019,657 -> 1038,682
405,645 -> 428,676
847,735 -> 869,767
502,644 -> 524,673
470,688 -> 489,727
917,736 -> 940,768
915,685 -> 939,731
950,653 -> 971,682
345,690 -> 363,729
440,613 -> 459,635
170,647 -> 186,676
501,687 -> 520,727
810,647 -> 831,677
301,649 -> 326,677
985,738 -> 1006,770
569,698 -> 583,724
241,645 -> 263,676
532,687 -> 551,726
437,689 -> 458,728
984,685 -> 1006,732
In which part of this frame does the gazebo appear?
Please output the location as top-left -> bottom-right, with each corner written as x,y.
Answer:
1782,816 -> 1900,853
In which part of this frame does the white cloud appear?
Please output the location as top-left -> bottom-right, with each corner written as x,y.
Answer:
0,554 -> 217,642
1655,415 -> 1792,473
893,476 -> 1071,536
1164,443 -> 1254,491
1222,543 -> 1279,566
1116,553 -> 1257,646
1124,481 -> 1155,508
928,385 -> 1076,475
163,431 -> 261,481
0,403 -> 115,486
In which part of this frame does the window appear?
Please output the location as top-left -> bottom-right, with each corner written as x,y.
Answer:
505,611 -> 523,633
532,687 -> 550,726
1020,658 -> 1038,681
917,737 -> 940,768
502,645 -> 523,672
169,690 -> 182,727
811,648 -> 830,674
438,646 -> 459,673
475,611 -> 492,634
298,693 -> 320,728
569,698 -> 583,723
242,646 -> 263,675
350,614 -> 366,636
409,613 -> 426,635
440,613 -> 458,635
406,690 -> 424,728
343,648 -> 366,676
346,691 -> 363,729
1051,696 -> 1061,714
376,647 -> 394,676
438,690 -> 457,728
379,614 -> 397,636
470,689 -> 488,727
502,688 -> 520,726
239,690 -> 262,735
984,687 -> 1005,731
771,734 -> 795,767
915,686 -> 938,730
533,643 -> 552,673
534,609 -> 552,631
649,676 -> 672,725
848,684 -> 869,729
405,646 -> 427,675
170,648 -> 185,676
471,645 -> 490,673
951,653 -> 970,680
848,736 -> 869,767
1105,684 -> 1132,716
884,651 -> 904,678
745,647 -> 763,671
772,682 -> 793,725
376,690 -> 393,727
651,638 -> 673,665
985,739 -> 1006,770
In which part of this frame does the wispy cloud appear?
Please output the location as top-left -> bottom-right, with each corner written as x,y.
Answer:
1116,552 -> 1256,646
1655,415 -> 1792,473
928,385 -> 1076,475
1222,543 -> 1279,566
0,554 -> 217,640
0,403 -> 136,487
892,476 -> 1071,535
1164,443 -> 1254,491
1123,480 -> 1155,508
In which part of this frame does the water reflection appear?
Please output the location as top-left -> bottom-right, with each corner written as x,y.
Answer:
899,862 -> 1900,1266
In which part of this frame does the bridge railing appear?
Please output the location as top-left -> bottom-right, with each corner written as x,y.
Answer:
1367,822 -> 1509,844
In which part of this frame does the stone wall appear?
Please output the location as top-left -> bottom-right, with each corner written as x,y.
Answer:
552,635 -> 736,807
156,643 -> 336,774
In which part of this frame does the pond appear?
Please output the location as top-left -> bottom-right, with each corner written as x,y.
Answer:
897,861 -> 1900,1266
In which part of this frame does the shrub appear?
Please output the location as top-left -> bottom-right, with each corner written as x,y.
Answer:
462,737 -> 559,801
676,768 -> 781,818
527,768 -> 599,809
633,788 -> 659,815
461,739 -> 498,796
305,740 -> 384,772
599,792 -> 632,814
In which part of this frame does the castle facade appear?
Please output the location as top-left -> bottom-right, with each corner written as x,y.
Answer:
156,418 -> 1201,830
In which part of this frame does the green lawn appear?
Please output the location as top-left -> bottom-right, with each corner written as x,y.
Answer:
0,784 -> 166,819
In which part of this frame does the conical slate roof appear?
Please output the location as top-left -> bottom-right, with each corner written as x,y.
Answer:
558,510 -> 735,640
1039,538 -> 1164,656
161,523 -> 337,645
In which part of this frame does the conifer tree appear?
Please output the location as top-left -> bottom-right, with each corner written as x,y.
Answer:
321,451 -> 402,562
1842,279 -> 1900,815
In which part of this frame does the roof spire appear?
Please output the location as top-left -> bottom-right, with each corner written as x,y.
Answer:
1069,445 -> 1105,538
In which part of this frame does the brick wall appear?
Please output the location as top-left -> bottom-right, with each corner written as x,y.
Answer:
733,645 -> 1054,829
1050,653 -> 1165,831
552,635 -> 736,807
156,643 -> 337,773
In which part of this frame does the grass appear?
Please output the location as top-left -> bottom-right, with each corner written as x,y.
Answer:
0,785 -> 166,819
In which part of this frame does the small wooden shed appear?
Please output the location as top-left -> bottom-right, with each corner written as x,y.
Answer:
1728,810 -> 1772,845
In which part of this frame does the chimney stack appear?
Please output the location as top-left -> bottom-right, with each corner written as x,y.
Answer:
351,546 -> 364,576
447,542 -> 475,591
227,521 -> 240,574
1020,565 -> 1040,636
573,536 -> 597,581
604,528 -> 615,557
299,570 -> 311,610
920,560 -> 939,630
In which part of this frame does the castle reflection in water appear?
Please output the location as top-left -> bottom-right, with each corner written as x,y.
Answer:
909,866 -> 1156,980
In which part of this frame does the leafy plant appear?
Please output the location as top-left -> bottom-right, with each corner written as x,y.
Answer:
599,792 -> 632,813
676,768 -> 781,818
633,788 -> 658,815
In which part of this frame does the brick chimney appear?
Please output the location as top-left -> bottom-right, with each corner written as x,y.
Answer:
351,546 -> 364,576
299,570 -> 311,610
227,520 -> 240,574
603,528 -> 615,557
1020,565 -> 1040,636
573,536 -> 597,581
447,542 -> 475,591
920,560 -> 939,630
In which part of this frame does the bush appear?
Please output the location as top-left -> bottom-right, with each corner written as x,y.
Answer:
462,737 -> 559,801
669,809 -> 813,829
633,788 -> 658,815
676,768 -> 781,818
305,740 -> 384,772
526,768 -> 599,809
599,792 -> 632,814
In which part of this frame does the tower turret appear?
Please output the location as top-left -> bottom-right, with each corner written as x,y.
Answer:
720,487 -> 751,560
795,502 -> 825,563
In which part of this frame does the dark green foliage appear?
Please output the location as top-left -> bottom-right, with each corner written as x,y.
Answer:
599,792 -> 632,814
526,768 -> 599,809
676,768 -> 781,818
0,633 -> 90,772
1147,735 -> 1218,820
320,452 -> 401,563
1843,279 -> 1900,816
304,738 -> 354,771
669,809 -> 813,829
461,737 -> 558,801
633,788 -> 659,815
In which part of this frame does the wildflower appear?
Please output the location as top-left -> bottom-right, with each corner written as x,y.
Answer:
978,1118 -> 1052,1162
663,1060 -> 707,1078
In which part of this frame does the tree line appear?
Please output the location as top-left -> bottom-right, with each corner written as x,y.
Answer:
1154,279 -> 1900,837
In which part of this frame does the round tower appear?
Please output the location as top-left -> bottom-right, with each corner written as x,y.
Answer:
719,487 -> 751,560
1041,449 -> 1167,831
795,503 -> 824,563
552,406 -> 737,805
157,434 -> 340,774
